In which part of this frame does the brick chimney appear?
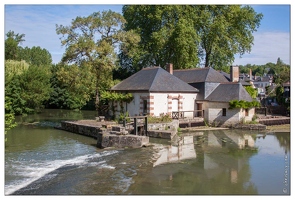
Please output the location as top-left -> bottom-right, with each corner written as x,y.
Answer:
166,63 -> 173,75
230,65 -> 239,82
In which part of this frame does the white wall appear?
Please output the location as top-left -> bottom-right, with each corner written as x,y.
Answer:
152,93 -> 197,117
202,101 -> 255,126
113,92 -> 197,118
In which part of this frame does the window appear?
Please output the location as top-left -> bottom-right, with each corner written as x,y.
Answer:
222,108 -> 226,116
143,100 -> 147,114
245,108 -> 249,116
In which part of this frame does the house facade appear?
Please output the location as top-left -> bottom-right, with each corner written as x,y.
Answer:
173,65 -> 256,126
110,64 -> 257,126
110,66 -> 198,118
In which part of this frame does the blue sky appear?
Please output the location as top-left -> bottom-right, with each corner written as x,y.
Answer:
3,2 -> 292,66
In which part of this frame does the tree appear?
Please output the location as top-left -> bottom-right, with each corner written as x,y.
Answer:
123,5 -> 200,69
54,63 -> 96,110
5,37 -> 18,60
56,10 -> 140,112
123,5 -> 263,69
244,85 -> 258,99
16,46 -> 53,66
197,5 -> 263,67
5,30 -> 26,60
5,61 -> 52,115
6,30 -> 25,44
5,96 -> 17,142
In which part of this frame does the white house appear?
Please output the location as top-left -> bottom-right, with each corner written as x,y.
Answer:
110,65 -> 199,118
173,65 -> 256,126
111,64 -> 257,126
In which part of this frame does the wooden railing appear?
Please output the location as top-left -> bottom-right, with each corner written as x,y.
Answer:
172,110 -> 204,119
124,116 -> 148,136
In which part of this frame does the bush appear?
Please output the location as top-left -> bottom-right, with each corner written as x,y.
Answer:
147,113 -> 172,123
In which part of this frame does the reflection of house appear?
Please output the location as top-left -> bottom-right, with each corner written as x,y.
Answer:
206,131 -> 255,149
203,131 -> 256,183
151,131 -> 257,187
111,64 -> 256,126
153,136 -> 196,167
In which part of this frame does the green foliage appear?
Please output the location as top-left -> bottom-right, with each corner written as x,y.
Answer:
198,5 -> 263,67
275,85 -> 285,105
52,63 -> 96,110
229,100 -> 260,109
5,97 -> 17,142
147,113 -> 172,123
100,91 -> 133,103
244,86 -> 258,98
5,60 -> 29,82
123,5 -> 200,69
5,30 -> 52,65
122,5 -> 262,69
17,46 -> 52,66
5,64 -> 52,115
116,111 -> 130,123
56,10 -> 139,110
5,37 -> 18,60
5,30 -> 25,60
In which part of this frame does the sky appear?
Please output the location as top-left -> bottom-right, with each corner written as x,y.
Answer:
3,1 -> 292,66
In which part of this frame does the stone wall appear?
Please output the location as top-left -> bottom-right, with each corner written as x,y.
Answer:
97,133 -> 149,148
60,121 -> 103,138
59,121 -> 149,149
258,118 -> 290,126
147,120 -> 179,131
147,130 -> 177,139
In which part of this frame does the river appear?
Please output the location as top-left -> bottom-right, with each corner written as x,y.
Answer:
4,109 -> 290,195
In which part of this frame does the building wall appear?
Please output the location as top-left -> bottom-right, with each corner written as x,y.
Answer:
149,93 -> 197,117
113,92 -> 197,117
202,101 -> 255,126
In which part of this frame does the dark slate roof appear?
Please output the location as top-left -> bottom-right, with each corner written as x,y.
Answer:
218,71 -> 231,81
173,67 -> 229,83
111,67 -> 199,93
205,83 -> 253,102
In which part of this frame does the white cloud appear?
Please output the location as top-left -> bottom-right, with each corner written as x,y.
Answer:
234,31 -> 290,65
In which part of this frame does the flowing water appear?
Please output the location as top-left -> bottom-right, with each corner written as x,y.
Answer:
4,109 -> 290,195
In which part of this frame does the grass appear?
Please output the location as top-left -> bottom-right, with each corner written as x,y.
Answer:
266,124 -> 290,132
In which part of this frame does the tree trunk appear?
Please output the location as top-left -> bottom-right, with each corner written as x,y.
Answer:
95,88 -> 99,116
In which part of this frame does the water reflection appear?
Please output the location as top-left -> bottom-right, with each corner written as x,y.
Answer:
146,130 -> 260,194
153,135 -> 197,167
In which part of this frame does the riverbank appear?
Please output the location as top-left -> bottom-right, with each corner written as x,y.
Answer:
180,124 -> 290,133
265,124 -> 290,132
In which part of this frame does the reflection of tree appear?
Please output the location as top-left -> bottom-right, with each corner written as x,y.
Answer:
274,132 -> 290,153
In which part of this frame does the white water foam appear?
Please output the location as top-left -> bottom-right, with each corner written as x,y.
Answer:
5,150 -> 118,195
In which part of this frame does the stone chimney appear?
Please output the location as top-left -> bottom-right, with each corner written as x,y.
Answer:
230,65 -> 239,82
166,63 -> 173,75
249,68 -> 252,81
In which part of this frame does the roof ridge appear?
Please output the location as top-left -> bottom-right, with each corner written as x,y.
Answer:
149,67 -> 161,92
204,67 -> 211,81
174,67 -> 208,72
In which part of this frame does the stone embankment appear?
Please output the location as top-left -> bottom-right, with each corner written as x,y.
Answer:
58,120 -> 149,149
258,116 -> 290,126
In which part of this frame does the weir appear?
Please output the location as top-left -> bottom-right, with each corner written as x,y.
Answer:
57,120 -> 149,149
